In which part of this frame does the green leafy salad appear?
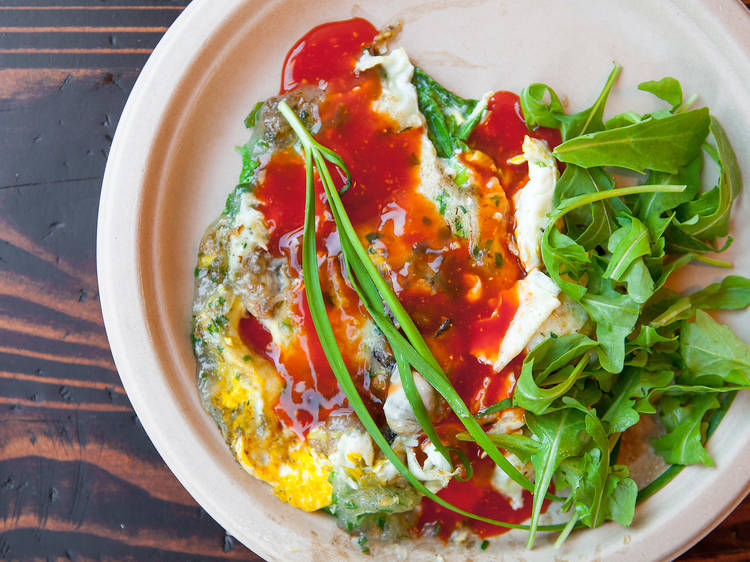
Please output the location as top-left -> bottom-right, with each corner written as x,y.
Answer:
278,63 -> 750,548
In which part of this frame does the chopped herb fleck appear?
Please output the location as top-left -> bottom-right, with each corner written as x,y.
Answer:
365,232 -> 380,243
242,354 -> 252,362
494,253 -> 504,267
357,536 -> 370,554
454,218 -> 466,238
480,540 -> 490,550
436,189 -> 449,215
455,167 -> 469,186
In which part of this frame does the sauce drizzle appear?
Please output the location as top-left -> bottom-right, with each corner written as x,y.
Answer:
237,17 -> 561,539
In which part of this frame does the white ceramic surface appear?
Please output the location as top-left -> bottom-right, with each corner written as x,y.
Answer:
98,1 -> 750,560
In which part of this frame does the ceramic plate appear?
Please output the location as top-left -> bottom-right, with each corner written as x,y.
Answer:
98,0 -> 750,559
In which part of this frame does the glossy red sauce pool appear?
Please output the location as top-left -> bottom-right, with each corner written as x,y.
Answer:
280,17 -> 377,93
238,17 -> 561,539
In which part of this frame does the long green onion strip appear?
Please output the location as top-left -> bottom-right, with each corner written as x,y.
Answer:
554,184 -> 687,218
278,100 -> 575,532
311,151 -> 453,468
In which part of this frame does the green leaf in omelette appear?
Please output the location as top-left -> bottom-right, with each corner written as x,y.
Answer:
244,100 -> 265,128
553,108 -> 710,174
412,67 -> 483,158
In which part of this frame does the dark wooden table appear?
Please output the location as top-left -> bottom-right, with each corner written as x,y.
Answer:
1,2 -> 749,560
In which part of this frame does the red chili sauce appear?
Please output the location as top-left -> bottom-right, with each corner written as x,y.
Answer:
238,17 -> 561,539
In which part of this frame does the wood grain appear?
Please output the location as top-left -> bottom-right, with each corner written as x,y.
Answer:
0,3 -> 748,561
0,3 -> 260,560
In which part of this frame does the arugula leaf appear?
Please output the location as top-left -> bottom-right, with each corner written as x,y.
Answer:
605,110 -> 642,130
540,227 -> 589,301
519,82 -> 565,131
457,431 -> 542,463
412,67 -> 483,158
554,165 -> 619,249
637,392 -> 736,502
603,215 -> 654,303
637,383 -> 750,416
636,154 -> 703,241
651,275 -> 750,327
638,77 -> 683,109
514,335 -> 597,414
555,411 -> 637,537
553,108 -> 710,174
680,310 -> 750,385
601,367 -> 674,433
525,409 -> 587,548
674,117 -> 741,240
581,271 -> 641,373
520,63 -> 620,142
629,324 -> 677,348
652,393 -> 719,466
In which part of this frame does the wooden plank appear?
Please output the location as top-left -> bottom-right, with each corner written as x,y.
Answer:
0,26 -> 169,32
0,8 -> 185,26
0,48 -> 153,54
